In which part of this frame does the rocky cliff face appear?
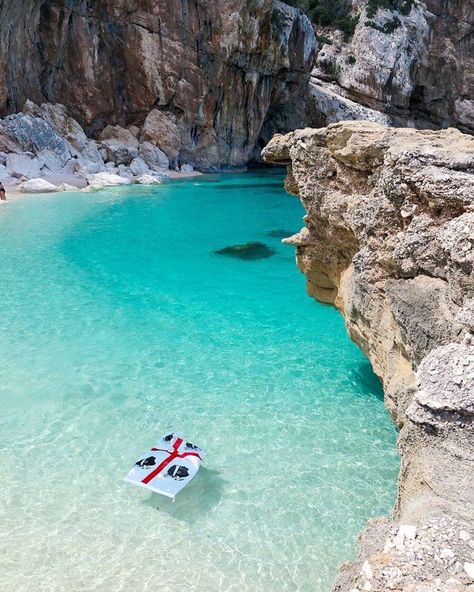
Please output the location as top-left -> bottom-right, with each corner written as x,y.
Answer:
263,122 -> 474,591
0,0 -> 316,170
310,0 -> 474,134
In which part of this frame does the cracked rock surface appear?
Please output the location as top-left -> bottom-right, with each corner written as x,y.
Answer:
0,0 -> 317,170
263,121 -> 474,591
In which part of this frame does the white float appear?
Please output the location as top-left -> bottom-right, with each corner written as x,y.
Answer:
124,433 -> 206,500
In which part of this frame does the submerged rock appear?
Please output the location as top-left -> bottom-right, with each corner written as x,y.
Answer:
214,242 -> 276,260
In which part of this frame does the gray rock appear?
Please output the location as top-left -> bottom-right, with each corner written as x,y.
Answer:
19,178 -> 59,193
129,157 -> 150,177
0,112 -> 71,172
6,153 -> 42,179
385,276 -> 460,366
413,343 -> 474,417
23,101 -> 104,172
103,143 -> 138,166
138,141 -> 169,172
99,125 -> 138,148
117,164 -> 133,178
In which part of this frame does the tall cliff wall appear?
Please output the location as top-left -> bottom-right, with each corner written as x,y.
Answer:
308,0 -> 474,134
0,0 -> 316,170
263,122 -> 474,591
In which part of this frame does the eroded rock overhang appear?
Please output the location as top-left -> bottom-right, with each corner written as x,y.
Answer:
263,121 -> 474,591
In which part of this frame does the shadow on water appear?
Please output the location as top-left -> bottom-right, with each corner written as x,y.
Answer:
266,228 -> 297,239
208,181 -> 284,191
348,360 -> 384,401
213,241 -> 276,260
141,467 -> 227,524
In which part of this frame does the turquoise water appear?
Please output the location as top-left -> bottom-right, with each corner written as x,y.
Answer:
0,172 -> 399,592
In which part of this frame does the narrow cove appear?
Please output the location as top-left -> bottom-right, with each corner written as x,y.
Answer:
0,171 -> 399,592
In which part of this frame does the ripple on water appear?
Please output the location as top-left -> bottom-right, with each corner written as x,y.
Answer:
0,172 -> 399,592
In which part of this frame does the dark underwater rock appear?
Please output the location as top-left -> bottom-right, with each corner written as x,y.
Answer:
266,229 -> 295,239
213,242 -> 276,260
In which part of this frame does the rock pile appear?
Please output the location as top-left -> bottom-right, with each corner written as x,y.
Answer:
0,0 -> 317,170
0,101 -> 174,192
335,517 -> 474,592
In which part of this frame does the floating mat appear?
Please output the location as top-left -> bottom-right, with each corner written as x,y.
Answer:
124,433 -> 206,500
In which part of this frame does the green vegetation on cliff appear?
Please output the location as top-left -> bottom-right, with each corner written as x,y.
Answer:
285,0 -> 359,40
366,0 -> 414,18
285,0 -> 414,38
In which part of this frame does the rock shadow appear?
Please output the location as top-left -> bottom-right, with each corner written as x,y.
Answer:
349,359 -> 384,401
266,228 -> 295,239
141,467 -> 227,524
213,241 -> 276,260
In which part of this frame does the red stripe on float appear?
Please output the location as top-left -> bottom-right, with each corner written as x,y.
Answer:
142,438 -> 202,485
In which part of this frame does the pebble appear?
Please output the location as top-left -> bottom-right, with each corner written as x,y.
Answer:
464,563 -> 474,580
362,561 -> 373,579
460,530 -> 471,541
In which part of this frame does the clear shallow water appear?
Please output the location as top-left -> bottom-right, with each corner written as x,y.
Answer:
0,172 -> 399,592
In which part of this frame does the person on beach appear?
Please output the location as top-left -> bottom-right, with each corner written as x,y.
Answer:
0,182 -> 6,201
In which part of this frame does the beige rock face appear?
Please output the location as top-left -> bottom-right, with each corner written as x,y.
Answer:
0,0 -> 316,170
263,121 -> 474,591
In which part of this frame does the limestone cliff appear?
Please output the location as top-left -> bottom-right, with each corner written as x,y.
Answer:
308,0 -> 474,134
263,122 -> 474,591
0,0 -> 316,171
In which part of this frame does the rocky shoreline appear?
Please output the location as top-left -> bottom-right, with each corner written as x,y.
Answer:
263,121 -> 474,591
0,101 -> 202,196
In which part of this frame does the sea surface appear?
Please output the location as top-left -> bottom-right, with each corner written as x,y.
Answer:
0,171 -> 399,592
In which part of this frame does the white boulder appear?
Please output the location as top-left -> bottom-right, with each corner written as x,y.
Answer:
136,174 -> 164,185
19,178 -> 59,193
180,163 -> 194,173
0,164 -> 10,179
464,562 -> 474,580
6,153 -> 42,179
85,172 -> 132,190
